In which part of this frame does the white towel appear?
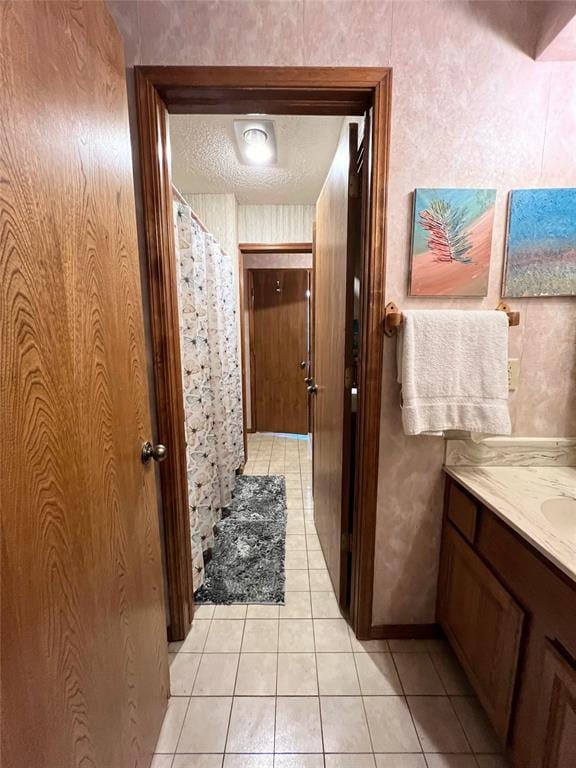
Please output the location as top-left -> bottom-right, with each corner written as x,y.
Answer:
397,310 -> 511,437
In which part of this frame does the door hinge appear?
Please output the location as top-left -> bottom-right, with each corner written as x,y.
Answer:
344,366 -> 354,390
341,532 -> 353,552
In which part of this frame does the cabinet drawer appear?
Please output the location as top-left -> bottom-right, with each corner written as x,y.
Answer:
438,524 -> 524,742
447,482 -> 478,544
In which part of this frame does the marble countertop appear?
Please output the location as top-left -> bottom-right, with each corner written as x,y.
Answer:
444,465 -> 576,582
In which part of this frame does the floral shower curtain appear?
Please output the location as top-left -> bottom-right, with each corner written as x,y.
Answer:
173,201 -> 244,591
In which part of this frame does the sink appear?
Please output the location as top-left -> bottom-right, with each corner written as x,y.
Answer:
541,497 -> 576,537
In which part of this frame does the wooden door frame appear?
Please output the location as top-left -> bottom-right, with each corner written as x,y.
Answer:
239,243 -> 313,438
135,66 -> 391,641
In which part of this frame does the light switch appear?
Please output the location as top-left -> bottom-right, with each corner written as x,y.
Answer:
508,358 -> 520,391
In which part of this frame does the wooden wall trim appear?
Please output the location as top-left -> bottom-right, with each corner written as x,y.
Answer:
135,70 -> 193,641
239,243 -> 313,254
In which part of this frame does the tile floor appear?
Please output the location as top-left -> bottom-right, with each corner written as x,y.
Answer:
153,433 -> 508,768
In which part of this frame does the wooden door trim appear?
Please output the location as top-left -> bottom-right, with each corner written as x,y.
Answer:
240,243 -> 313,255
135,70 -> 193,641
135,66 -> 392,640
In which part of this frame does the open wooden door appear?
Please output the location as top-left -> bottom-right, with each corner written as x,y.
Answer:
1,3 -> 168,766
312,121 -> 363,611
251,269 -> 309,434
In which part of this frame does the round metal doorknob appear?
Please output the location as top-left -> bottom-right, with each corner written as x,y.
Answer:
141,441 -> 168,464
307,384 -> 318,394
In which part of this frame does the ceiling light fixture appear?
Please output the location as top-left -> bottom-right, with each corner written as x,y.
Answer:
234,119 -> 277,166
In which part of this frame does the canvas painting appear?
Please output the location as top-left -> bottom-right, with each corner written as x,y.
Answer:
503,188 -> 576,297
409,188 -> 496,297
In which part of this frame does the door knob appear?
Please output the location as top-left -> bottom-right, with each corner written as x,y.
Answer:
141,441 -> 168,464
307,384 -> 318,394
304,376 -> 313,384
299,360 -> 307,369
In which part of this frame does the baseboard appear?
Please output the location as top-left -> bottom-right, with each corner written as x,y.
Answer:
370,623 -> 441,640
247,427 -> 256,434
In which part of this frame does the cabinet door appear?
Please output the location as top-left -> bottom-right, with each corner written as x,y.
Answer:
438,524 -> 524,741
533,643 -> 576,767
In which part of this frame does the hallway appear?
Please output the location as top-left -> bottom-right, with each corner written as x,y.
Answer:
152,435 -> 505,768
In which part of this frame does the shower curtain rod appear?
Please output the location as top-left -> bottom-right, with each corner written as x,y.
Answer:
171,183 -> 210,235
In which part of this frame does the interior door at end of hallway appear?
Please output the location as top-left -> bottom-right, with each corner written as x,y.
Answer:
1,3 -> 168,767
251,269 -> 309,435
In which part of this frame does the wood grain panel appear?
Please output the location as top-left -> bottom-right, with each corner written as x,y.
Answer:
251,269 -> 309,434
533,643 -> 576,768
313,123 -> 359,606
0,2 -> 168,766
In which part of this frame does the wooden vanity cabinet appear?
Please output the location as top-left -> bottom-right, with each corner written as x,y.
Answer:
437,523 -> 524,740
438,476 -> 576,767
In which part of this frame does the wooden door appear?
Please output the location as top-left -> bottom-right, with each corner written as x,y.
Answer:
533,642 -> 576,768
251,269 -> 309,434
437,525 -> 524,742
0,3 -> 168,767
313,123 -> 362,608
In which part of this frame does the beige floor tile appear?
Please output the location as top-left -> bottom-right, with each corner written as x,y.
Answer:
279,619 -> 315,652
226,697 -> 275,753
308,569 -> 333,591
285,550 -> 308,569
151,756 -> 173,768
213,605 -> 248,620
313,619 -> 352,652
192,653 -> 238,696
284,569 -> 310,591
278,592 -> 312,619
355,653 -> 402,696
274,756 -> 323,768
450,696 -> 501,753
235,652 -> 277,695
169,653 -> 202,696
169,620 -> 211,653
407,696 -> 469,753
364,696 -> 421,753
247,604 -> 280,619
348,626 -> 389,653
320,696 -> 372,753
325,756 -> 376,768
311,591 -> 341,619
242,620 -> 279,652
173,755 -> 224,768
374,756 -> 426,768
194,604 -> 216,619
306,535 -> 321,551
286,520 -> 305,534
204,620 -> 244,653
424,756 -> 478,768
154,696 -> 189,752
317,653 -> 360,695
393,653 -> 445,695
177,697 -> 232,753
388,640 -> 430,653
430,652 -> 473,696
223,756 -> 273,768
283,475 -> 303,489
307,550 -> 327,569
305,520 -> 317,534
277,652 -> 318,695
286,534 -> 307,551
274,696 -> 323,753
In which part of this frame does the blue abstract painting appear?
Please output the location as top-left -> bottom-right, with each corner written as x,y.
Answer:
504,189 -> 576,297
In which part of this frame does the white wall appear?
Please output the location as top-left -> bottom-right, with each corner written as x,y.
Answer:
238,205 -> 314,243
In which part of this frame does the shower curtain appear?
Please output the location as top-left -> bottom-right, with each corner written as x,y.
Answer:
174,201 -> 244,591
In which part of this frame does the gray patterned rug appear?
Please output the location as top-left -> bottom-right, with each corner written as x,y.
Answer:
194,475 -> 287,604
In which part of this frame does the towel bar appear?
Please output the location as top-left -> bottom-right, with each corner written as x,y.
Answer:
384,301 -> 520,337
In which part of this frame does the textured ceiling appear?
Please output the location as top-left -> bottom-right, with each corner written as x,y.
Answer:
169,114 -> 343,205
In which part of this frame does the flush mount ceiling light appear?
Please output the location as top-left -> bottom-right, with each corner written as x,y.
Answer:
233,119 -> 277,166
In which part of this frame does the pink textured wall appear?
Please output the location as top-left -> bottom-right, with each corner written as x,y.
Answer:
108,0 -> 576,627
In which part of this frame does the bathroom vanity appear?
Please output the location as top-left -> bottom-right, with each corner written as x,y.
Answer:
437,442 -> 576,768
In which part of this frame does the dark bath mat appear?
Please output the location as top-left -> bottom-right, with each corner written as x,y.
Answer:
194,475 -> 287,604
